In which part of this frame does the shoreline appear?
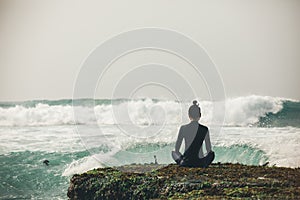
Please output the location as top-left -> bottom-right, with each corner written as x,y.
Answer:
67,163 -> 300,199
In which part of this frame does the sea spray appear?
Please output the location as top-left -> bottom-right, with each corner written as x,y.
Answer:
0,95 -> 299,127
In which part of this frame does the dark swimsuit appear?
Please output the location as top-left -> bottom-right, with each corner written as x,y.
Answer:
172,124 -> 215,168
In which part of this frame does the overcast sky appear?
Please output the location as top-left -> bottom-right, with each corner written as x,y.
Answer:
0,0 -> 299,101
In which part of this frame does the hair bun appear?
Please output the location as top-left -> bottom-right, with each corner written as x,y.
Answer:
192,100 -> 198,106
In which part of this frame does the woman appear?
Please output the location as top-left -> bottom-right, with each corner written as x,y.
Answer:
172,100 -> 215,167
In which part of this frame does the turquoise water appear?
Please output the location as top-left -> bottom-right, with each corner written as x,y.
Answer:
258,101 -> 300,127
0,144 -> 268,199
0,150 -> 90,199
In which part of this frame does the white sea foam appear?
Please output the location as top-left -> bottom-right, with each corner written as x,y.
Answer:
60,125 -> 300,175
0,95 -> 285,127
224,95 -> 283,126
0,124 -> 299,176
62,148 -> 120,176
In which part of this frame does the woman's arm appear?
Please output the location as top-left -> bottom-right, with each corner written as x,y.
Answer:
204,129 -> 212,153
198,145 -> 204,158
175,127 -> 183,153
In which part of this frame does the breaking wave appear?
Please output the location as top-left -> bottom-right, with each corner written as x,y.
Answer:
0,95 -> 299,127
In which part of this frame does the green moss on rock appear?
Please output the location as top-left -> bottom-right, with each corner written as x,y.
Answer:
68,163 -> 300,199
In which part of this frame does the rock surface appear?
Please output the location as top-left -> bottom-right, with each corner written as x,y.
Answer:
68,163 -> 300,199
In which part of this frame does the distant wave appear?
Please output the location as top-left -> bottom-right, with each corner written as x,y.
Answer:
257,100 -> 300,127
0,96 -> 299,127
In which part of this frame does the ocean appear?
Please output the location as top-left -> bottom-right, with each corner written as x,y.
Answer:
0,95 -> 299,199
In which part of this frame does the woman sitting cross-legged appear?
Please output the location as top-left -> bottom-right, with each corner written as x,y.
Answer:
172,100 -> 215,168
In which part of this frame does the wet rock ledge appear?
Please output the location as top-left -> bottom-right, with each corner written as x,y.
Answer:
68,163 -> 300,199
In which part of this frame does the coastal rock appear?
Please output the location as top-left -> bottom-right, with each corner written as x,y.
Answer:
68,163 -> 300,199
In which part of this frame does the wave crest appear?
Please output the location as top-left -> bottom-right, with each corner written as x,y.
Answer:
0,95 -> 297,127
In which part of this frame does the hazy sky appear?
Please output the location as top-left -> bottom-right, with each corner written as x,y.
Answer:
0,0 -> 299,101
